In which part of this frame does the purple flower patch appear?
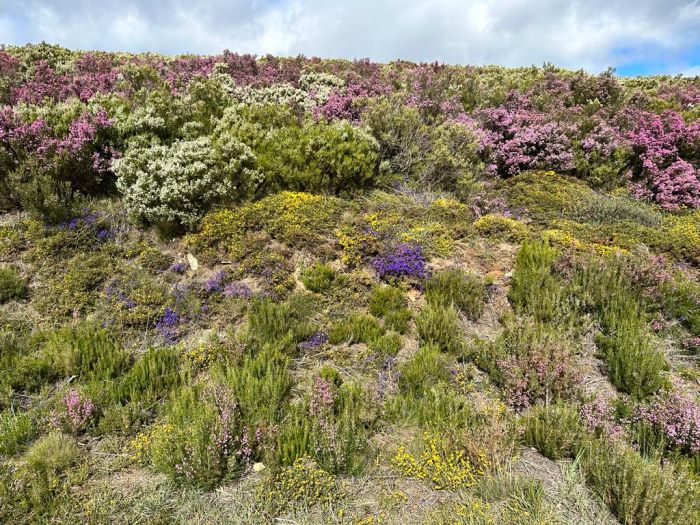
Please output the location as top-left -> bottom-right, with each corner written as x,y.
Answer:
299,332 -> 329,351
373,243 -> 426,280
223,281 -> 253,299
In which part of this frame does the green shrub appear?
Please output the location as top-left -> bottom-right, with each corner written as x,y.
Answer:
0,266 -> 27,303
415,304 -> 464,353
214,347 -> 292,426
509,240 -> 566,324
367,332 -> 403,357
116,347 -> 181,405
596,324 -> 667,400
398,344 -> 451,399
472,214 -> 529,242
368,285 -> 411,333
246,295 -> 315,352
136,247 -> 174,272
425,267 -> 486,320
0,408 -> 36,456
522,403 -> 584,460
659,276 -> 700,336
15,323 -> 130,391
300,263 -> 337,293
581,440 -> 700,525
149,383 -> 245,488
329,313 -> 383,345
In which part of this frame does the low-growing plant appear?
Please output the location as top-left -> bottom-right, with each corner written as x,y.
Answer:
368,285 -> 411,333
416,304 -> 464,353
328,313 -> 384,345
425,267 -> 486,320
246,295 -> 316,352
0,408 -> 36,456
0,266 -> 27,303
522,403 -> 584,460
472,214 -> 529,242
367,331 -> 403,357
116,346 -> 182,406
300,263 -> 338,293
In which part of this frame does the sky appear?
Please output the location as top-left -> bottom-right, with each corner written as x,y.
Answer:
1,0 -> 699,76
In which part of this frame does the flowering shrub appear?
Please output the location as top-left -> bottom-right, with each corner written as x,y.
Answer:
113,135 -> 259,230
372,243 -> 426,280
54,389 -> 94,434
634,391 -> 700,455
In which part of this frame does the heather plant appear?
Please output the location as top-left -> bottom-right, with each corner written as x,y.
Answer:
0,408 -> 36,456
581,439 -> 700,525
116,346 -> 182,406
415,304 -> 464,353
425,267 -> 486,320
367,331 -> 403,357
522,403 -> 584,460
329,313 -> 384,345
474,319 -> 578,410
368,285 -> 411,333
398,343 -> 451,399
246,295 -> 316,352
508,240 -> 566,324
300,263 -> 338,293
0,266 -> 27,303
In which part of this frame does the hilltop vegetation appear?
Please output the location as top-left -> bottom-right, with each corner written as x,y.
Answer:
0,43 -> 699,524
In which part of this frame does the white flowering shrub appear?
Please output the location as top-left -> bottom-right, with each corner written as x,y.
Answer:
113,135 -> 260,229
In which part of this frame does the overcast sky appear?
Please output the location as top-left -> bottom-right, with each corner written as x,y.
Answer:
1,0 -> 699,75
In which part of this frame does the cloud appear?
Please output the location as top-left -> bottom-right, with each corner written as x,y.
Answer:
1,0 -> 699,74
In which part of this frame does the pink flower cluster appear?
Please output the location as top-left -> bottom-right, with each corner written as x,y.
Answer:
634,391 -> 700,454
580,396 -> 625,440
62,388 -> 94,431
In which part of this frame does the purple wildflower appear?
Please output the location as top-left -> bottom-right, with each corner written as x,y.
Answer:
223,281 -> 253,299
373,243 -> 426,280
299,332 -> 330,351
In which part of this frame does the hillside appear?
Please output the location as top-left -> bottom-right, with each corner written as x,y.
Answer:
1,43 -> 700,524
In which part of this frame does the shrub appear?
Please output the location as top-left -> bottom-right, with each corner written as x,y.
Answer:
149,383 -> 247,488
116,347 -> 182,406
596,324 -> 666,400
425,267 -> 486,320
300,263 -> 337,293
415,304 -> 464,353
368,285 -> 411,333
391,432 -> 488,490
472,214 -> 529,242
476,319 -> 578,410
0,266 -> 27,303
508,240 -> 566,324
0,408 -> 35,456
581,440 -> 700,525
398,344 -> 450,399
329,313 -> 383,345
246,295 -> 315,352
522,403 -> 584,460
136,247 -> 174,272
113,135 -> 259,231
367,332 -> 403,357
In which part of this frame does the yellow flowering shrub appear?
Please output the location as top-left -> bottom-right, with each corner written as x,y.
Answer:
391,434 -> 488,490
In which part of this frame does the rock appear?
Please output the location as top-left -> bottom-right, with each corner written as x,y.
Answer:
187,253 -> 199,271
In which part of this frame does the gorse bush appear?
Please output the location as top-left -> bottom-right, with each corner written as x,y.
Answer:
424,267 -> 486,320
0,266 -> 27,303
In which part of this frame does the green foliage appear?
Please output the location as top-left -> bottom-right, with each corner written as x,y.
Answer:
14,322 -> 130,392
0,266 -> 27,303
0,408 -> 36,456
368,285 -> 411,333
116,346 -> 181,406
581,440 -> 700,525
398,344 -> 451,399
329,313 -> 383,345
509,240 -> 565,324
472,214 -> 530,242
300,263 -> 338,293
136,247 -> 174,272
416,304 -> 464,353
659,275 -> 700,336
522,403 -> 584,460
367,331 -> 403,357
425,267 -> 486,320
596,325 -> 667,400
246,295 -> 315,352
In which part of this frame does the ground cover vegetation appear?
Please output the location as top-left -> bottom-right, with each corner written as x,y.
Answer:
1,42 -> 700,523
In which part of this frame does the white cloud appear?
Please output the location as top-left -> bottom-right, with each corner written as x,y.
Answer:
0,0 -> 698,73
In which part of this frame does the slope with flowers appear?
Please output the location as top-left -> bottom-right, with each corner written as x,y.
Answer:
1,43 -> 700,524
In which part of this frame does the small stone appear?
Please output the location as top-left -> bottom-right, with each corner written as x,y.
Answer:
187,253 -> 199,271
252,462 -> 265,472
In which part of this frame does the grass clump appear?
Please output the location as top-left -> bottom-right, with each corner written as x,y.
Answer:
368,284 -> 411,333
0,408 -> 36,456
425,267 -> 486,320
329,313 -> 384,345
0,266 -> 27,303
246,295 -> 315,352
416,304 -> 464,353
300,263 -> 338,293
